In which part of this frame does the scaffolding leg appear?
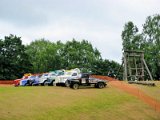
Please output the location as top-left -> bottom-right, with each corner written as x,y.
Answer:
142,59 -> 153,80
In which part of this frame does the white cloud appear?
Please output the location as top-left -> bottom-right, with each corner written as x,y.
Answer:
0,0 -> 160,63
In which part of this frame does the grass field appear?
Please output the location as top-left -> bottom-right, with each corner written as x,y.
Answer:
0,85 -> 160,120
131,81 -> 160,101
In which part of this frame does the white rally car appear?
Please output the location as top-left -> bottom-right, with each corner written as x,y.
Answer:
54,68 -> 81,86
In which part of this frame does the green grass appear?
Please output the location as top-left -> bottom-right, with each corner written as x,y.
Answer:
131,81 -> 160,101
0,85 -> 160,120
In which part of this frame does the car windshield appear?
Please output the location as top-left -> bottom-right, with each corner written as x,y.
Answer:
38,75 -> 42,78
29,76 -> 35,78
65,72 -> 72,75
48,72 -> 56,76
42,74 -> 48,77
57,71 -> 64,75
54,70 -> 64,75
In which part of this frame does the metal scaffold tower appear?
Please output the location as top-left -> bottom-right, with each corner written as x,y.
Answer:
122,50 -> 153,81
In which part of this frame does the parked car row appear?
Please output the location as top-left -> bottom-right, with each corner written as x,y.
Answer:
14,68 -> 107,89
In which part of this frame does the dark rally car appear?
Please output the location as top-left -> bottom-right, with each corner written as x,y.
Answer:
66,73 -> 107,89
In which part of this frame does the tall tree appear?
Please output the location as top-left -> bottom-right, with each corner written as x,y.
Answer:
26,39 -> 60,73
0,34 -> 32,80
142,14 -> 160,79
0,39 -> 4,79
59,39 -> 102,72
122,21 -> 142,51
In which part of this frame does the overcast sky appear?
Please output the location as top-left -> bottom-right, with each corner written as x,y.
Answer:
0,0 -> 159,63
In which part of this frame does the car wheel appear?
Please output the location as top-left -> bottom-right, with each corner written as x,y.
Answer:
48,81 -> 53,86
29,82 -> 33,86
32,83 -> 37,86
72,83 -> 79,89
25,83 -> 29,86
65,80 -> 70,87
40,83 -> 44,86
44,81 -> 48,86
98,83 -> 105,89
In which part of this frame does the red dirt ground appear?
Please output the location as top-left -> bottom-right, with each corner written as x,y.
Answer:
92,75 -> 160,112
0,80 -> 14,84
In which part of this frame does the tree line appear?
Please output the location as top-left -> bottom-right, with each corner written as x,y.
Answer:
0,36 -> 120,80
1,14 -> 159,80
122,14 -> 160,80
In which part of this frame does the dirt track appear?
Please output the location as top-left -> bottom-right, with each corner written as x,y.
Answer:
92,75 -> 160,112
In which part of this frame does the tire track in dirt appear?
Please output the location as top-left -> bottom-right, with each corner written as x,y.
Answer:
91,75 -> 160,112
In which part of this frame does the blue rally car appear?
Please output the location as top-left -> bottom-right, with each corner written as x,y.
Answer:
28,75 -> 42,86
20,75 -> 41,86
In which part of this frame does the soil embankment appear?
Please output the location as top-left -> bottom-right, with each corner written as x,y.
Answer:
92,75 -> 160,112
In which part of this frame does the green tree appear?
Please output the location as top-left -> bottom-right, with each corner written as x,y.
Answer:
26,38 -> 122,77
0,39 -> 4,79
142,14 -> 160,79
26,39 -> 62,73
92,59 -> 121,78
122,21 -> 142,51
59,39 -> 102,72
0,34 -> 32,80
